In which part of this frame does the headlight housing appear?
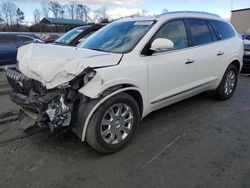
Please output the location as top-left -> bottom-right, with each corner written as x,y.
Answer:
57,68 -> 96,89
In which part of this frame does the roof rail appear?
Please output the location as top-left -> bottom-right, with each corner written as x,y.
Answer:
160,11 -> 221,18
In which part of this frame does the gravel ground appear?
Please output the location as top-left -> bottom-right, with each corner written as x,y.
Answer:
0,72 -> 250,188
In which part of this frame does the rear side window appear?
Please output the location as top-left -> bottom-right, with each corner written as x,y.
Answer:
210,20 -> 235,40
152,20 -> 188,50
186,19 -> 212,46
0,35 -> 17,45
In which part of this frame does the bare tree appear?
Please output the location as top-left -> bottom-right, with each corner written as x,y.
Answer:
41,0 -> 49,17
76,4 -> 90,22
59,7 -> 65,18
92,9 -> 101,23
16,8 -> 24,25
0,12 -> 3,23
99,5 -> 108,19
49,1 -> 62,18
33,8 -> 41,23
66,1 -> 77,19
92,5 -> 108,23
1,1 -> 18,25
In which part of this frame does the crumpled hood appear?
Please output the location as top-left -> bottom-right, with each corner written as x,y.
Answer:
17,43 -> 122,89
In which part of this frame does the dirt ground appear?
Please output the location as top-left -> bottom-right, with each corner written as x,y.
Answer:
0,72 -> 250,188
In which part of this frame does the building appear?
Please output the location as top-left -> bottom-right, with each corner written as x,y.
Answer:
40,17 -> 87,26
231,8 -> 250,34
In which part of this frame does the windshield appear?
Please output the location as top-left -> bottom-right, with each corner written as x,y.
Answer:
55,27 -> 87,44
82,21 -> 155,53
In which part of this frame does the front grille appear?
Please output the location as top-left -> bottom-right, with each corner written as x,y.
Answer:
5,68 -> 46,96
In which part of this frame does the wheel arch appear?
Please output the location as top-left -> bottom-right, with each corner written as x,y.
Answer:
74,85 -> 144,142
229,59 -> 241,73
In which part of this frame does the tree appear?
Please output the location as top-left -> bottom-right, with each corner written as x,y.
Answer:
66,1 -> 77,19
34,8 -> 41,23
1,1 -> 18,25
99,5 -> 108,19
59,7 -> 65,18
49,1 -> 62,18
16,8 -> 24,25
41,0 -> 49,17
0,12 -> 3,23
92,6 -> 108,23
76,4 -> 90,22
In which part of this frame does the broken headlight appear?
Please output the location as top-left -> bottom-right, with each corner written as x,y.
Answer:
83,70 -> 96,84
57,69 -> 96,89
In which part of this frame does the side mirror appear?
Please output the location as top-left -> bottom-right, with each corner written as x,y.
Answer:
150,38 -> 174,52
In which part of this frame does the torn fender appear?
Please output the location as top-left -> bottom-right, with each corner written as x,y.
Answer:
79,73 -> 142,99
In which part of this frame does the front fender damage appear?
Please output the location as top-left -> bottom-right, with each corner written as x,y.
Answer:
78,72 -> 104,98
6,67 -> 104,134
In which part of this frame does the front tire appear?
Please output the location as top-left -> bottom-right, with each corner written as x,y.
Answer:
215,64 -> 238,100
86,92 -> 140,154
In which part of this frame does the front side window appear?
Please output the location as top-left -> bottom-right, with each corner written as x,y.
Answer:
152,20 -> 188,50
187,19 -> 212,46
0,35 -> 17,45
210,20 -> 235,40
82,21 -> 155,54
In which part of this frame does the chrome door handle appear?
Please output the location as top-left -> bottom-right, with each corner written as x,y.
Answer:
217,51 -> 224,56
185,59 -> 195,64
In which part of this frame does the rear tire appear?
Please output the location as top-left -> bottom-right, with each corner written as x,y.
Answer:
215,64 -> 238,100
86,92 -> 140,154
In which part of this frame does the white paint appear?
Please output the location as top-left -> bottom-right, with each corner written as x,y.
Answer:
17,12 -> 244,141
17,43 -> 122,89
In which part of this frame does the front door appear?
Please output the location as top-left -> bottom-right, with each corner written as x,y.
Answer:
145,20 -> 196,104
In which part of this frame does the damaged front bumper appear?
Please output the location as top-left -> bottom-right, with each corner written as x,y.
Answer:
6,68 -> 73,132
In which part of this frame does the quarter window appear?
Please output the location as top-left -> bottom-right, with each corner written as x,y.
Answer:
210,20 -> 235,40
152,20 -> 188,50
186,19 -> 212,46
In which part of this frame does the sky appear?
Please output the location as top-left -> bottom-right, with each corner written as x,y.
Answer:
4,0 -> 250,24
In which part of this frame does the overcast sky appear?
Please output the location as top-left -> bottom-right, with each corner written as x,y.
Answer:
8,0 -> 250,23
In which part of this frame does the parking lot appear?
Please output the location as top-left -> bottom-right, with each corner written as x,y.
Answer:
0,71 -> 249,188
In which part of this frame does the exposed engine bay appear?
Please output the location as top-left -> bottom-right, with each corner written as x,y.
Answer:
5,67 -> 96,132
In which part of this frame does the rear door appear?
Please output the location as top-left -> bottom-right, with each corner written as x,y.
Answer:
185,18 -> 221,85
0,35 -> 19,65
209,20 -> 237,75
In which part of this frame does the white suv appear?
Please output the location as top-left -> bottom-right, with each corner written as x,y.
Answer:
6,11 -> 243,153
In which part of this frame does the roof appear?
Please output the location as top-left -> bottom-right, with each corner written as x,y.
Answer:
40,17 -> 87,26
231,8 -> 250,12
159,11 -> 220,18
0,32 -> 39,38
119,11 -> 222,22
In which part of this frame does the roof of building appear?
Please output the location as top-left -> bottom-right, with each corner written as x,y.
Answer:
40,17 -> 87,26
231,8 -> 250,12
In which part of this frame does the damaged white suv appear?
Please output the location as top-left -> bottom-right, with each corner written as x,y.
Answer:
6,11 -> 243,153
